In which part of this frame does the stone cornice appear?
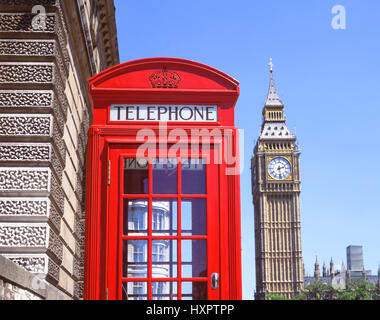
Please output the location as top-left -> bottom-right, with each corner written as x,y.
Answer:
94,0 -> 119,69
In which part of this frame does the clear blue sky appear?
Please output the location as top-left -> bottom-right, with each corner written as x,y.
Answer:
114,0 -> 380,299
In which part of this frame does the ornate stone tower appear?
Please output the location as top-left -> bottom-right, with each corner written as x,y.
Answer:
252,60 -> 303,299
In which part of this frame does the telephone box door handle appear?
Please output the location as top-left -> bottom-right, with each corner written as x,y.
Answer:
211,273 -> 219,290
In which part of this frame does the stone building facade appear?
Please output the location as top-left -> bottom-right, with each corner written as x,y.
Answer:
0,0 -> 119,299
304,258 -> 380,300
305,251 -> 380,291
252,63 -> 303,299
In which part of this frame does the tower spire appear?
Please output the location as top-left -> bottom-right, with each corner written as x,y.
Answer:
259,59 -> 294,140
265,59 -> 283,107
330,258 -> 335,279
323,262 -> 327,277
346,267 -> 351,284
314,256 -> 320,279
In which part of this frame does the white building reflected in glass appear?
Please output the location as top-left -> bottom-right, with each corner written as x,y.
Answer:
121,158 -> 208,300
124,200 -> 177,300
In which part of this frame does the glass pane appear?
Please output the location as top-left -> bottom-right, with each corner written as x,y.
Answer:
181,240 -> 207,278
153,158 -> 177,194
122,282 -> 147,300
123,240 -> 148,278
181,159 -> 206,194
152,240 -> 177,278
152,199 -> 177,236
181,199 -> 206,235
124,158 -> 149,194
182,282 -> 207,300
123,199 -> 148,236
152,282 -> 178,300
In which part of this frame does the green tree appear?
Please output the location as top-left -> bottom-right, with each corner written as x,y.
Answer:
259,280 -> 379,300
264,293 -> 289,300
294,280 -> 336,300
336,280 -> 377,300
293,279 -> 377,300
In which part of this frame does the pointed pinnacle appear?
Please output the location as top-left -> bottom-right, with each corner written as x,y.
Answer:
265,69 -> 283,106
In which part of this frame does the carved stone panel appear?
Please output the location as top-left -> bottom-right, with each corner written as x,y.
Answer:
0,114 -> 53,137
0,222 -> 63,262
73,257 -> 81,280
0,0 -> 57,6
74,216 -> 84,240
0,223 -> 48,248
51,120 -> 66,165
3,254 -> 48,274
49,172 -> 64,215
0,90 -> 53,108
0,167 -> 51,193
74,281 -> 83,299
50,147 -> 64,180
0,13 -> 55,33
47,227 -> 63,262
0,197 -> 50,218
74,239 -> 82,261
48,201 -> 61,233
0,143 -> 51,162
47,256 -> 60,283
0,40 -> 55,56
0,63 -> 54,84
3,253 -> 60,284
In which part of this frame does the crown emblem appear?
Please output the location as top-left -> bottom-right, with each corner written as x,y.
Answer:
149,67 -> 181,88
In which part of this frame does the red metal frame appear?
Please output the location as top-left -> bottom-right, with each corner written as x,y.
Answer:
84,58 -> 242,300
106,146 -> 219,300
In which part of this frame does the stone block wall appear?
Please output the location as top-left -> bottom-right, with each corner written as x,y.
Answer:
0,0 -> 119,299
0,279 -> 42,300
0,253 -> 70,300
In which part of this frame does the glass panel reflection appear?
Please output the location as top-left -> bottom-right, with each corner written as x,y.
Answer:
152,199 -> 177,236
153,158 -> 177,194
124,158 -> 149,194
123,199 -> 148,236
123,240 -> 148,278
181,240 -> 207,278
122,282 -> 147,300
181,159 -> 206,194
181,199 -> 206,235
152,240 -> 177,278
152,282 -> 178,300
182,281 -> 207,300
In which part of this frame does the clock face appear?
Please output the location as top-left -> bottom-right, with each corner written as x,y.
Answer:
268,157 -> 291,180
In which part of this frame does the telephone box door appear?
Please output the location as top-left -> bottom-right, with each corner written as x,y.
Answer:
107,144 -> 220,300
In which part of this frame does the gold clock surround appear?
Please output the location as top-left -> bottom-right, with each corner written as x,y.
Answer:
266,155 -> 293,181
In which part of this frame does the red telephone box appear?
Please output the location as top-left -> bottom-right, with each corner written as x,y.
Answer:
84,58 -> 242,300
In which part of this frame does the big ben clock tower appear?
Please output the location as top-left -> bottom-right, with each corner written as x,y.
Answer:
252,60 -> 303,299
